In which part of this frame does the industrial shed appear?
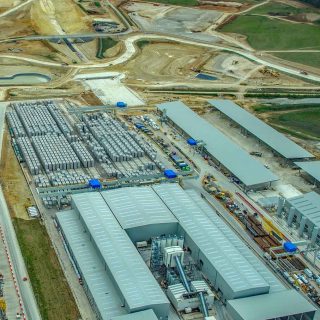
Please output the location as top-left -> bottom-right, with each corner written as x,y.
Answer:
278,191 -> 320,244
226,290 -> 316,320
157,101 -> 278,191
152,183 -> 285,300
101,187 -> 178,243
208,99 -> 314,161
69,192 -> 170,319
110,309 -> 158,320
295,161 -> 320,187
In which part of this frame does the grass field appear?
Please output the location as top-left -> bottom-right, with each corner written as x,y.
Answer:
96,37 -> 118,59
273,52 -> 320,69
252,104 -> 320,112
269,109 -> 320,139
143,0 -> 198,5
250,1 -> 316,15
13,219 -> 80,320
220,15 -> 320,50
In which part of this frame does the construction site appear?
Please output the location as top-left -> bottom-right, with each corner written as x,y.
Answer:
1,0 -> 320,319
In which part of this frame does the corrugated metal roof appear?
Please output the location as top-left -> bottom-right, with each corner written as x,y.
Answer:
208,99 -> 314,160
101,186 -> 177,230
287,191 -> 320,228
157,101 -> 278,187
71,192 -> 169,312
152,184 -> 285,297
295,161 -> 320,183
227,290 -> 316,320
56,210 -> 126,320
111,309 -> 158,320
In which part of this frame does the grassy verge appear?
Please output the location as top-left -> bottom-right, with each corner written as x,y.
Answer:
96,37 -> 118,59
272,52 -> 320,69
252,104 -> 320,113
220,15 -> 320,50
136,40 -> 151,50
250,2 -> 316,15
269,109 -> 320,139
143,0 -> 198,6
13,219 -> 80,320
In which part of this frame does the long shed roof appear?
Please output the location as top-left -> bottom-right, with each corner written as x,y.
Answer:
208,99 -> 314,159
295,161 -> 320,183
152,183 -> 285,298
101,186 -> 177,230
71,193 -> 169,313
157,101 -> 278,187
287,191 -> 320,228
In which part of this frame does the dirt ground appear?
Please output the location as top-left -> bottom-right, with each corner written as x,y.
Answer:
124,42 -> 214,82
0,129 -> 33,220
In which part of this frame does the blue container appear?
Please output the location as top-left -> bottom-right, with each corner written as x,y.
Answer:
164,169 -> 177,179
283,242 -> 297,253
89,179 -> 101,189
187,138 -> 197,146
135,123 -> 144,129
116,101 -> 127,108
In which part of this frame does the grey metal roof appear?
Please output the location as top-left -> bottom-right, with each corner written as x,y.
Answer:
157,101 -> 278,187
208,99 -> 314,159
56,210 -> 127,320
295,161 -> 320,183
152,184 -> 286,297
227,290 -> 316,320
111,309 -> 158,320
101,186 -> 177,230
71,192 -> 169,313
287,191 -> 320,228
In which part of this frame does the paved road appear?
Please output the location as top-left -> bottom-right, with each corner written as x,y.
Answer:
0,0 -> 38,18
0,103 -> 41,320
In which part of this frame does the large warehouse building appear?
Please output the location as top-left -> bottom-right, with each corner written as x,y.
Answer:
294,161 -> 320,187
56,184 -> 316,320
208,99 -> 314,162
157,101 -> 278,191
278,191 -> 320,244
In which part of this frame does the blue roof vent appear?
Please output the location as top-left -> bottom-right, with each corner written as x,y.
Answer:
283,242 -> 297,253
89,179 -> 101,189
187,138 -> 197,146
116,101 -> 127,108
164,169 -> 177,179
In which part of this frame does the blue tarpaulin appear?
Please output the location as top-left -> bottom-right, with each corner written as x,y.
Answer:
164,169 -> 177,179
116,101 -> 127,108
89,179 -> 101,189
187,138 -> 197,146
283,242 -> 297,253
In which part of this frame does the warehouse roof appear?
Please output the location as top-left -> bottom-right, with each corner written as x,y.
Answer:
71,193 -> 169,313
287,191 -> 320,228
295,161 -> 320,184
208,99 -> 314,160
101,186 -> 177,230
111,309 -> 158,320
152,184 -> 285,298
227,290 -> 316,320
157,101 -> 278,187
56,210 -> 126,320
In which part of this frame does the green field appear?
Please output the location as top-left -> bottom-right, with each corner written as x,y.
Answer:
250,1 -> 316,15
143,0 -> 198,5
96,37 -> 119,59
13,219 -> 80,320
252,104 -> 320,112
269,109 -> 320,139
273,52 -> 320,69
220,15 -> 320,50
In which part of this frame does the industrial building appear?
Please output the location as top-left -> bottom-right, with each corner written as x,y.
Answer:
295,161 -> 320,187
208,99 -> 314,161
277,192 -> 320,244
157,101 -> 278,191
56,183 -> 316,320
